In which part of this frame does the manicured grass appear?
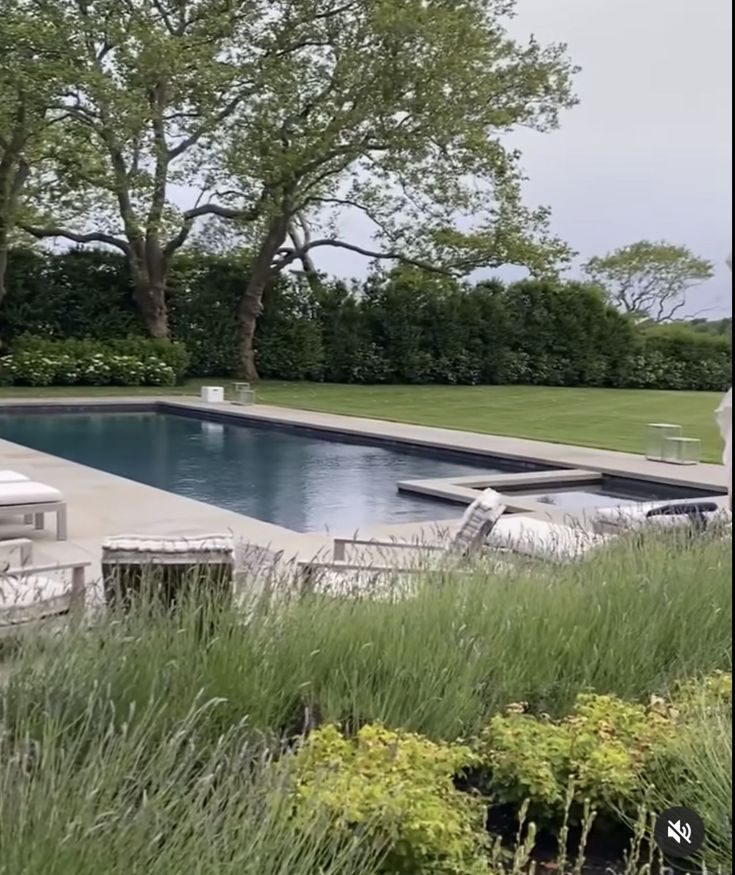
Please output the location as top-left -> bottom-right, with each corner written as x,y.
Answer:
1,380 -> 725,461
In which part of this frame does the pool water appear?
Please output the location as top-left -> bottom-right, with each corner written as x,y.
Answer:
0,412 -> 520,533
505,478 -> 715,510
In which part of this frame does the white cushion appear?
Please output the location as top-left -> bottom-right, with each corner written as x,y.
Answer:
486,515 -> 608,562
0,574 -> 71,626
0,481 -> 63,506
0,470 -> 29,482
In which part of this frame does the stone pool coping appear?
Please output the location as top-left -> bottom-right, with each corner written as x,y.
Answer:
0,395 -> 728,579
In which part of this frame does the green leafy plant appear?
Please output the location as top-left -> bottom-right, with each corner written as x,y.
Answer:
5,335 -> 188,386
476,694 -> 675,820
290,723 -> 490,874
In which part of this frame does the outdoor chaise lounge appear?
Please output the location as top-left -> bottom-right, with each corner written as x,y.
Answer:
0,477 -> 68,540
311,507 -> 608,576
590,500 -> 731,535
0,538 -> 89,638
297,486 -> 734,591
299,489 -> 524,586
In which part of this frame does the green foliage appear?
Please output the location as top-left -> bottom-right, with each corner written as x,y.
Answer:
0,0 -> 72,296
647,677 -> 732,873
502,280 -> 636,387
3,531 -> 730,756
167,254 -> 242,376
476,694 -> 674,820
290,723 -> 489,875
0,249 -> 731,390
1,539 -> 730,874
0,699 -> 385,875
4,335 -> 187,386
0,249 -> 143,348
670,669 -> 732,715
256,279 -> 324,380
584,240 -> 715,323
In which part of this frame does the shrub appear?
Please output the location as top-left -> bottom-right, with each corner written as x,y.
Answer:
5,351 -> 57,386
144,358 -> 177,386
290,723 -> 489,875
167,254 -> 242,376
108,337 -> 190,381
638,325 -> 731,391
1,249 -> 731,388
475,694 -> 674,821
4,335 -> 188,387
107,354 -> 145,386
256,279 -> 324,380
0,249 -> 143,348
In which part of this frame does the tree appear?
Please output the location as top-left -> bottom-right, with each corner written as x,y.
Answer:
18,0 -> 294,337
583,240 -> 715,323
204,0 -> 578,379
0,0 -> 67,302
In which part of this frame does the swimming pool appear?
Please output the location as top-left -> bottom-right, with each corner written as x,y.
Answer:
0,410 -> 536,533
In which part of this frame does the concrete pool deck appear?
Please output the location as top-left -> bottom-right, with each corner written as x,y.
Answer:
0,395 -> 728,584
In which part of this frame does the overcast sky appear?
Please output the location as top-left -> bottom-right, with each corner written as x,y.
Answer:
313,0 -> 733,317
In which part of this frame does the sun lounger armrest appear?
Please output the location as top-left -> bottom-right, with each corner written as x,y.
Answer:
3,560 -> 90,614
0,538 -> 33,566
6,560 -> 91,576
332,538 -> 445,561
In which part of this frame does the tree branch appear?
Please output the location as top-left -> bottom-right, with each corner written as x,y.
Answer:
19,224 -> 130,254
285,238 -> 450,274
167,93 -> 247,160
308,195 -> 392,235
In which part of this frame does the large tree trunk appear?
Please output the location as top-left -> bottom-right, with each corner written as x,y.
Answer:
133,276 -> 169,338
0,236 -> 8,306
130,239 -> 170,338
238,218 -> 288,380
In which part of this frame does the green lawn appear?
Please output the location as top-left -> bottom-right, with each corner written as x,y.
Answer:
0,381 -> 724,461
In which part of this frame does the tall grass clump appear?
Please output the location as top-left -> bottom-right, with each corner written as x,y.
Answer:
0,694 -> 385,875
2,528 -> 730,755
645,684 -> 732,872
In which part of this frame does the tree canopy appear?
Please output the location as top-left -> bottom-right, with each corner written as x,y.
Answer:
3,0 -> 578,376
583,240 -> 715,324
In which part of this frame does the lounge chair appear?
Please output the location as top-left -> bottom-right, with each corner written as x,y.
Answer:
0,480 -> 68,540
0,538 -> 89,638
591,500 -> 731,535
298,489 -> 507,586
323,513 -> 607,569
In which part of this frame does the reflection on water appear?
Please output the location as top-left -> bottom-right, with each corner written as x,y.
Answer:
0,412 -> 512,534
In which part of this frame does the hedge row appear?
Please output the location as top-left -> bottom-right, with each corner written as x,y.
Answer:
1,335 -> 189,387
0,249 -> 730,391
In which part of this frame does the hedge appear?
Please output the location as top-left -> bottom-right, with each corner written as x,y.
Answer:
0,249 -> 730,391
1,335 -> 189,387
